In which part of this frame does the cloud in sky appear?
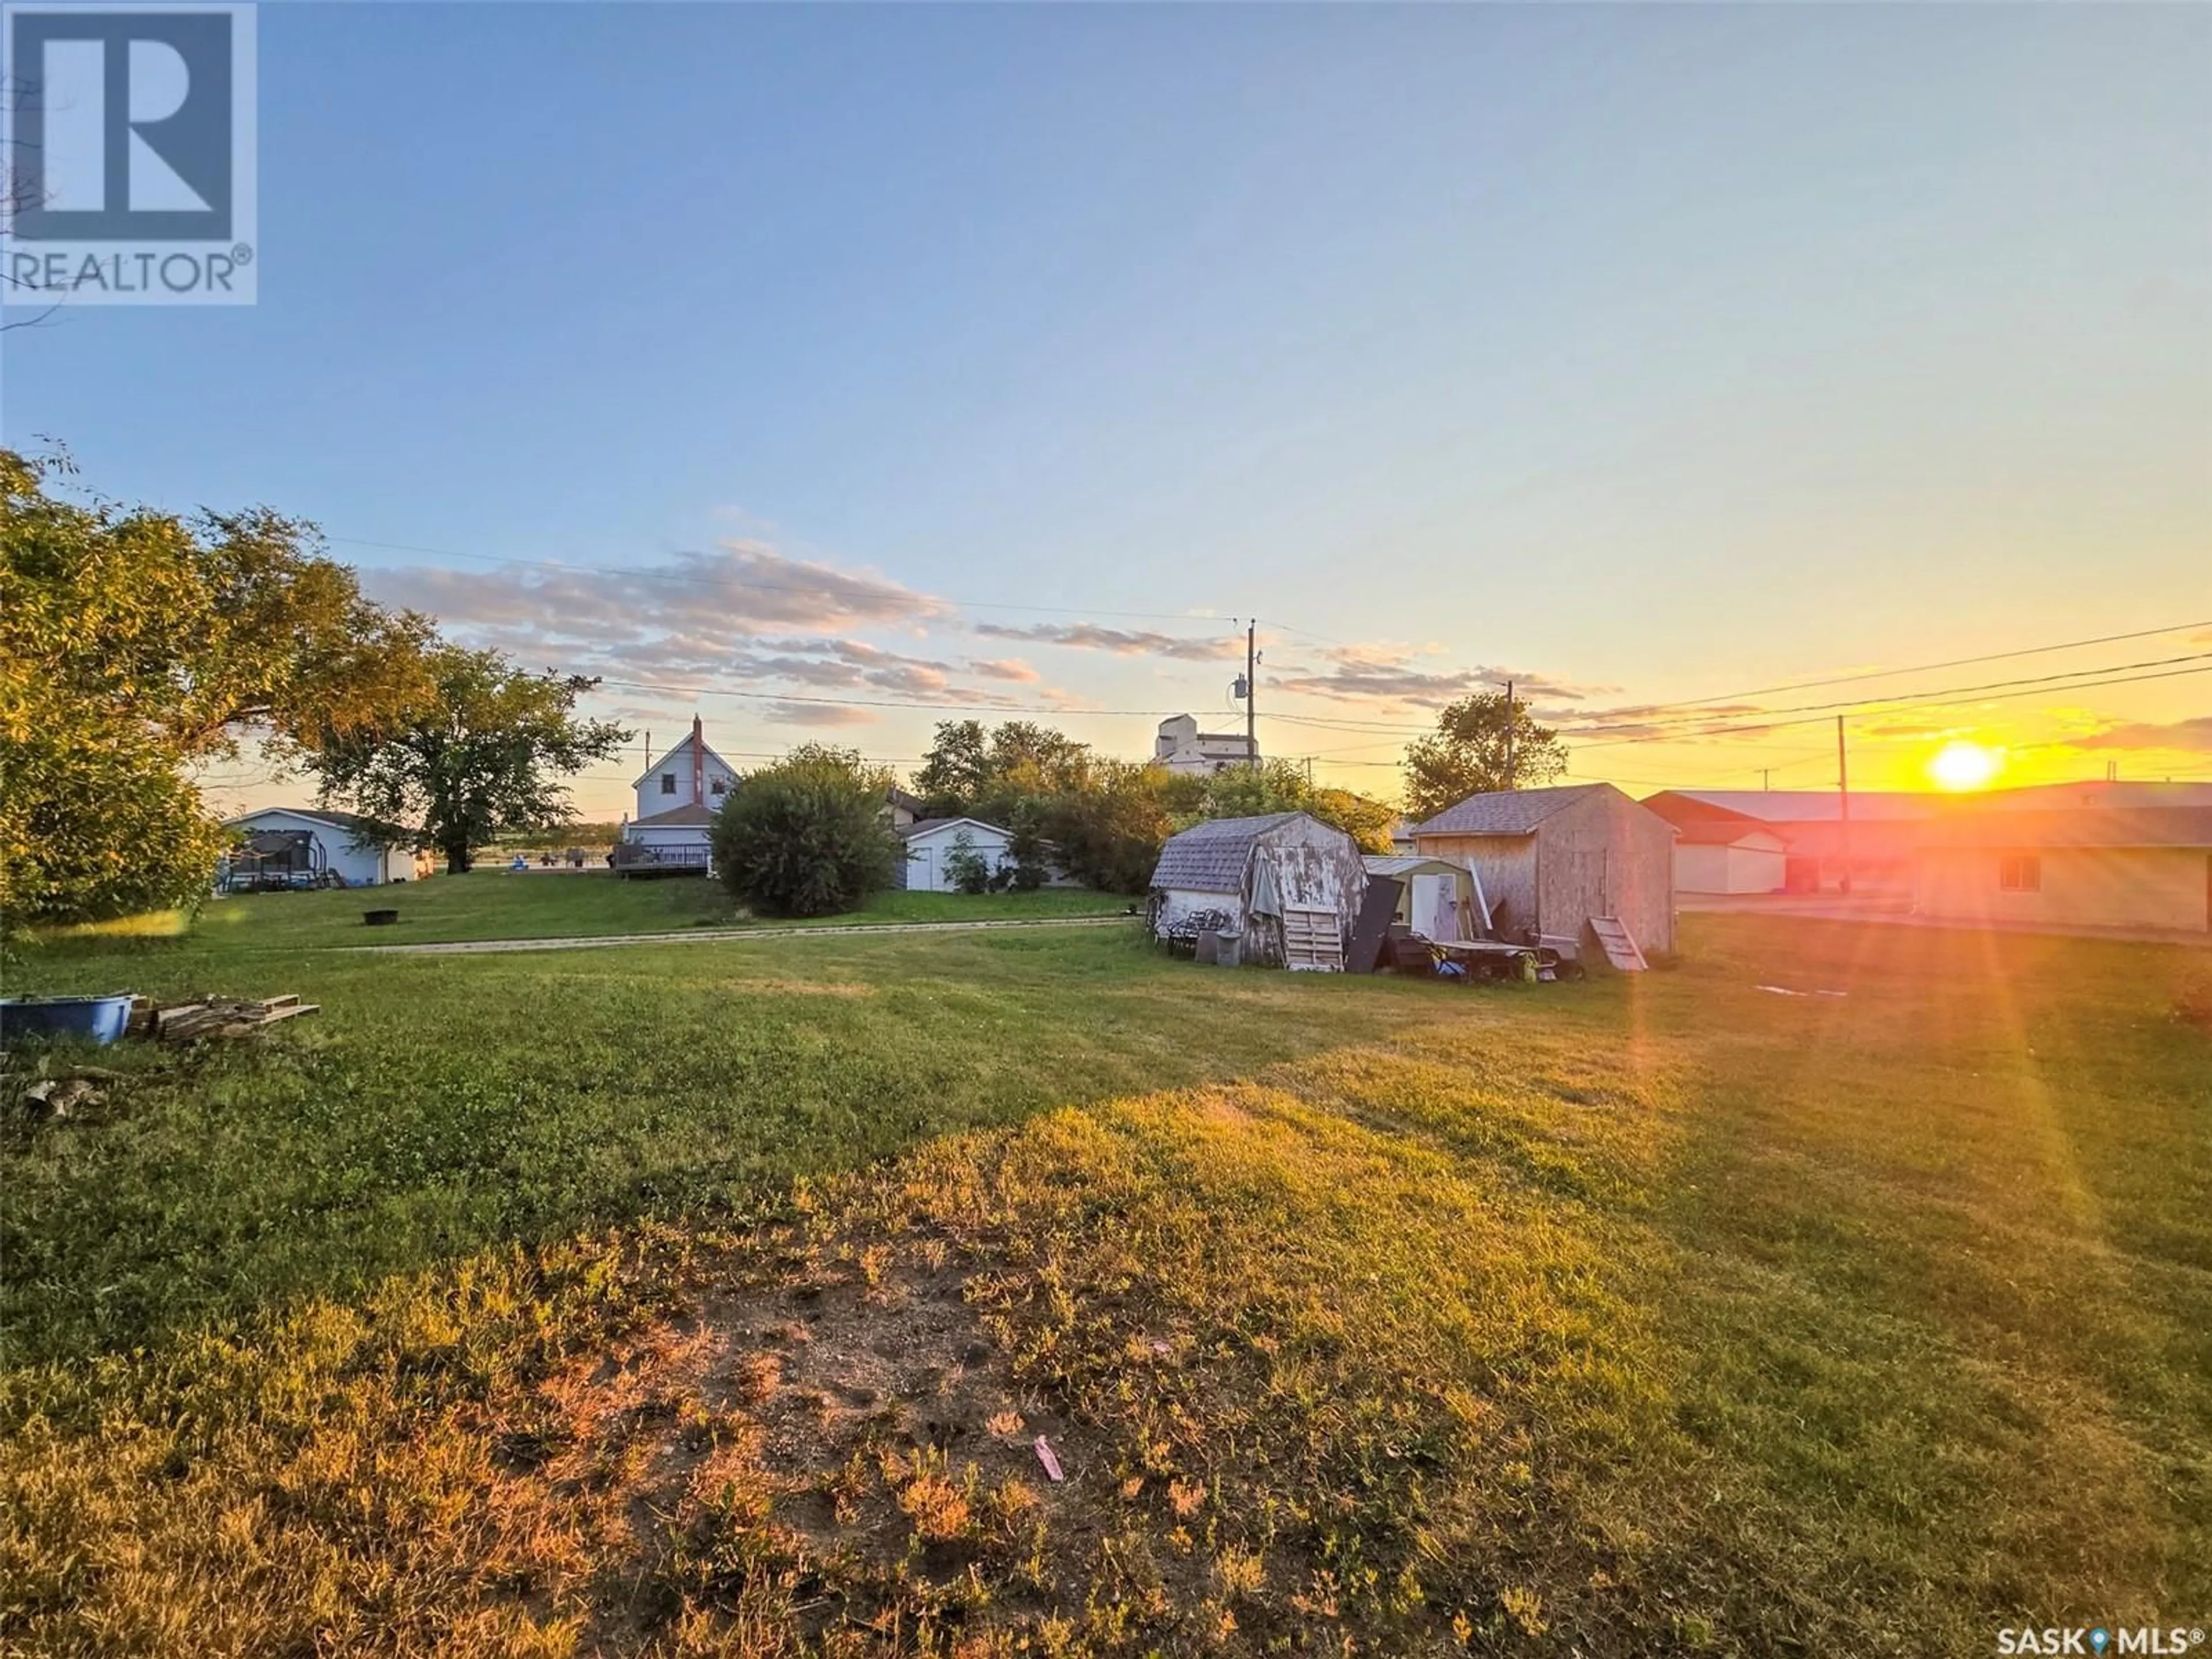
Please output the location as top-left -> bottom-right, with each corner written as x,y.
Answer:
764,700 -> 878,728
2075,713 -> 2212,753
971,620 -> 1245,662
361,544 -> 1041,707
966,657 -> 1041,683
1271,642 -> 1604,709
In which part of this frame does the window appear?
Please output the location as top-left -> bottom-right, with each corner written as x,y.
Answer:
660,774 -> 676,796
1998,854 -> 2040,893
710,778 -> 728,796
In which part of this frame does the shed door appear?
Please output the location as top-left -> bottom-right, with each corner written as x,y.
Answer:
1410,874 -> 1463,940
911,847 -> 935,891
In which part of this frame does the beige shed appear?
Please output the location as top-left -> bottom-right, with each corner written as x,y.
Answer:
1409,783 -> 1677,959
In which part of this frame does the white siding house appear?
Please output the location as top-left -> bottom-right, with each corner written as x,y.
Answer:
222,808 -> 423,888
619,717 -> 737,871
899,817 -> 1015,892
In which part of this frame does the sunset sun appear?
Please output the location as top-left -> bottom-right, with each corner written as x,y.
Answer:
1927,739 -> 2003,791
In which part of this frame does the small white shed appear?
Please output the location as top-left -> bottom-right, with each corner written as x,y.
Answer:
900,817 -> 1016,892
1150,812 -> 1366,968
222,808 -> 421,888
1672,821 -> 1787,895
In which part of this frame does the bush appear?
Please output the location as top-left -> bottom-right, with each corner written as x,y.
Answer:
942,830 -> 994,896
1043,761 -> 1200,895
710,746 -> 902,917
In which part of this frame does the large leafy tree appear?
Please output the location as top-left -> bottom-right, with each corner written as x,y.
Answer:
1,448 -> 434,926
1402,692 -> 1567,821
1194,759 -> 1396,852
914,719 -> 1092,819
1043,760 -> 1203,895
711,744 -> 903,916
299,647 -> 630,874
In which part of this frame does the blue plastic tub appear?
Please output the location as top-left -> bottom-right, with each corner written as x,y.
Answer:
0,994 -> 136,1046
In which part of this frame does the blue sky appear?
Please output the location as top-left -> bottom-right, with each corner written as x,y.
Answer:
5,2 -> 2208,815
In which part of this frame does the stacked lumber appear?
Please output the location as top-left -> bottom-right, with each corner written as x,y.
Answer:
149,994 -> 319,1043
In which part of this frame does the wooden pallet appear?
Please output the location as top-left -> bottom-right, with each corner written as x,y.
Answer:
151,994 -> 320,1043
1282,906 -> 1346,973
1586,916 -> 1648,973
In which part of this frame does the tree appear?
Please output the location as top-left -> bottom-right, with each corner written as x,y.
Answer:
913,719 -> 990,815
914,718 -> 1093,819
299,646 -> 630,874
1002,798 -> 1051,892
1043,761 -> 1200,895
1192,759 -> 1396,852
1402,692 -> 1566,821
711,744 -> 903,917
1,447 -> 434,926
1309,787 -> 1399,854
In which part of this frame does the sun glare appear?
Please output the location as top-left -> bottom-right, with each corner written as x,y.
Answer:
1927,740 -> 2002,792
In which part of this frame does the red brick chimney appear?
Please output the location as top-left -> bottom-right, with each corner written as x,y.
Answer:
691,715 -> 706,806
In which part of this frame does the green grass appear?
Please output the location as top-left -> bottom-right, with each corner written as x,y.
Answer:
26,872 -> 1133,957
3,916 -> 2207,1654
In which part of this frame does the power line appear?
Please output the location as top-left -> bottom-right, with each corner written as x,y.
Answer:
1264,649 -> 2212,742
1596,615 -> 2212,717
1567,662 -> 2212,751
1256,614 -> 2212,737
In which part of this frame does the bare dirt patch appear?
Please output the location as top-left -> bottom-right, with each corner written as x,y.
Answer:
483,1230 -> 1131,1650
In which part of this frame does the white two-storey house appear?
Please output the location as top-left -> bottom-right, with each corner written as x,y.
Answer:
618,716 -> 738,872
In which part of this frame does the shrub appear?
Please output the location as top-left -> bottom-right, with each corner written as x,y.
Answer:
942,831 -> 994,896
710,746 -> 902,917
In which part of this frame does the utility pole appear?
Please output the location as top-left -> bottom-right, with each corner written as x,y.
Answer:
1760,767 -> 1772,791
1503,680 -> 1516,790
1836,715 -> 1853,898
1245,620 -> 1258,770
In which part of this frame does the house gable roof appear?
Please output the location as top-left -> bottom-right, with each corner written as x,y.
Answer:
1650,789 -> 1937,824
899,816 -> 1010,842
1673,820 -> 1787,849
224,807 -> 405,844
630,730 -> 740,791
628,802 -> 718,828
1151,812 -> 1305,892
1411,784 -> 1607,838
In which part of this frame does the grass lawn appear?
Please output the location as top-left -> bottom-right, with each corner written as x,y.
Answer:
2,916 -> 2207,1654
28,871 -> 1134,957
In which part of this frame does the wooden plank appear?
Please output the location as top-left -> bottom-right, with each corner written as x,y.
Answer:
1345,878 -> 1401,975
1587,916 -> 1648,972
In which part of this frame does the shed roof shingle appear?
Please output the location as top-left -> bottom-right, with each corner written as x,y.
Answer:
1411,784 -> 1604,838
1151,812 -> 1304,892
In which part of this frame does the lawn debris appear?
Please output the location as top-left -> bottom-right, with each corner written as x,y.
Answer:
18,1074 -> 106,1120
1032,1434 -> 1065,1482
149,995 -> 319,1044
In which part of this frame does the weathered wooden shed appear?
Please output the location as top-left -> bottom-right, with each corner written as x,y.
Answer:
1150,812 -> 1367,969
1409,783 -> 1676,959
